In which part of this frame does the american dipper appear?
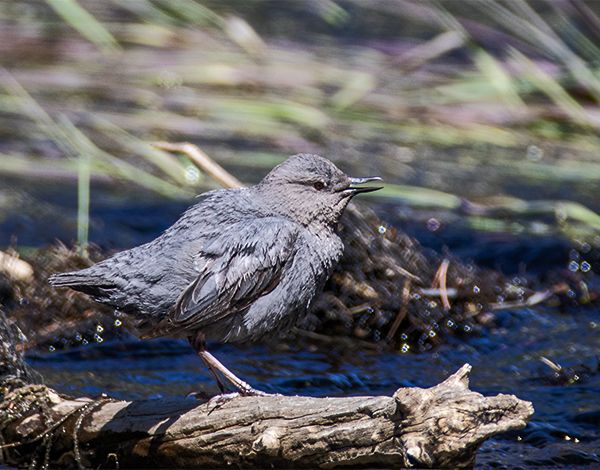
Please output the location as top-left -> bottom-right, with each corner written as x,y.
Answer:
49,154 -> 382,396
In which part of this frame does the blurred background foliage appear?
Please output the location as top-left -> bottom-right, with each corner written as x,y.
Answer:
2,0 -> 600,250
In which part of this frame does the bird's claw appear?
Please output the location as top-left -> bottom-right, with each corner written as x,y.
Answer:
239,387 -> 281,397
207,392 -> 242,406
186,390 -> 218,400
186,387 -> 279,404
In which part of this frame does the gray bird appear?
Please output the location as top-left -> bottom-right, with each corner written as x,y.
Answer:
49,154 -> 382,396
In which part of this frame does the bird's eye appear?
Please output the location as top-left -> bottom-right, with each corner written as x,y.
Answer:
314,182 -> 325,190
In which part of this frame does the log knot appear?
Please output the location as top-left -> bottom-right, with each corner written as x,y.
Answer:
391,364 -> 533,468
252,426 -> 284,456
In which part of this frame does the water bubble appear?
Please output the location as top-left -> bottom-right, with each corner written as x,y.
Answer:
378,225 -> 386,234
82,339 -> 88,345
527,145 -> 543,161
429,331 -> 436,337
94,334 -> 103,343
447,320 -> 454,327
512,277 -> 521,285
555,204 -> 567,221
401,333 -> 408,340
185,166 -> 200,184
49,346 -> 55,352
581,243 -> 591,253
96,325 -> 104,333
570,249 -> 580,261
401,344 -> 410,353
581,261 -> 591,272
569,261 -> 579,272
427,218 -> 440,232
114,319 -> 122,327
464,325 -> 471,332
473,286 -> 480,294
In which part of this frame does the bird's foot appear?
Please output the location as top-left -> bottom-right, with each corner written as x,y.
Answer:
238,386 -> 281,397
185,387 -> 280,403
207,392 -> 242,406
205,389 -> 281,409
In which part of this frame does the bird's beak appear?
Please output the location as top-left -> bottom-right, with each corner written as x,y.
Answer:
347,176 -> 383,194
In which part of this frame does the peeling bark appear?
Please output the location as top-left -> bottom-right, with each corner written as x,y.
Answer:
0,364 -> 533,469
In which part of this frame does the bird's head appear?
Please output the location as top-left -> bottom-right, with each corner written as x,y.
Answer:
256,154 -> 382,232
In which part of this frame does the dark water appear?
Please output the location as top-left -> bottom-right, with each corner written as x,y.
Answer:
3,177 -> 600,469
29,307 -> 600,469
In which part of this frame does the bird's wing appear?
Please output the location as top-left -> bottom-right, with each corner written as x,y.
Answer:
170,217 -> 299,330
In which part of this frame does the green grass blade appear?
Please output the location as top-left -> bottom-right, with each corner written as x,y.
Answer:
91,116 -> 190,185
56,115 -> 192,199
508,47 -> 594,127
473,48 -> 525,111
366,183 -> 463,209
77,151 -> 90,255
45,0 -> 120,53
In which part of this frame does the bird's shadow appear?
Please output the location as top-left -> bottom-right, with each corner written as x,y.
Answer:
93,395 -> 208,465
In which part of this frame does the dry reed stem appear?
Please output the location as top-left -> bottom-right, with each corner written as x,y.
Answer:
151,141 -> 245,189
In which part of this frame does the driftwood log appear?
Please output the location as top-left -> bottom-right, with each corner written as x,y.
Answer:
0,364 -> 533,469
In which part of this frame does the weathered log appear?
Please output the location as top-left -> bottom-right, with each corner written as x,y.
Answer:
0,364 -> 533,469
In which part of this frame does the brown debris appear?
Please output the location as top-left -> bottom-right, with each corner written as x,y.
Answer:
1,243 -> 135,355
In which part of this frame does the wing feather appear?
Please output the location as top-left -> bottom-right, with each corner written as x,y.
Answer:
170,217 -> 299,330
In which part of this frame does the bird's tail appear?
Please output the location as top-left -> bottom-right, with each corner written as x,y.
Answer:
48,269 -> 115,298
49,270 -> 95,287
48,272 -> 78,287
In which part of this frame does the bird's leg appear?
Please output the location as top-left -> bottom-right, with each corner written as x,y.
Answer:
188,333 -> 274,397
188,333 -> 228,393
197,349 -> 273,397
198,351 -> 228,393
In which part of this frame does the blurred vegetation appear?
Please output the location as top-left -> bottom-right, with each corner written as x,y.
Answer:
3,0 -> 600,361
2,0 -> 600,246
